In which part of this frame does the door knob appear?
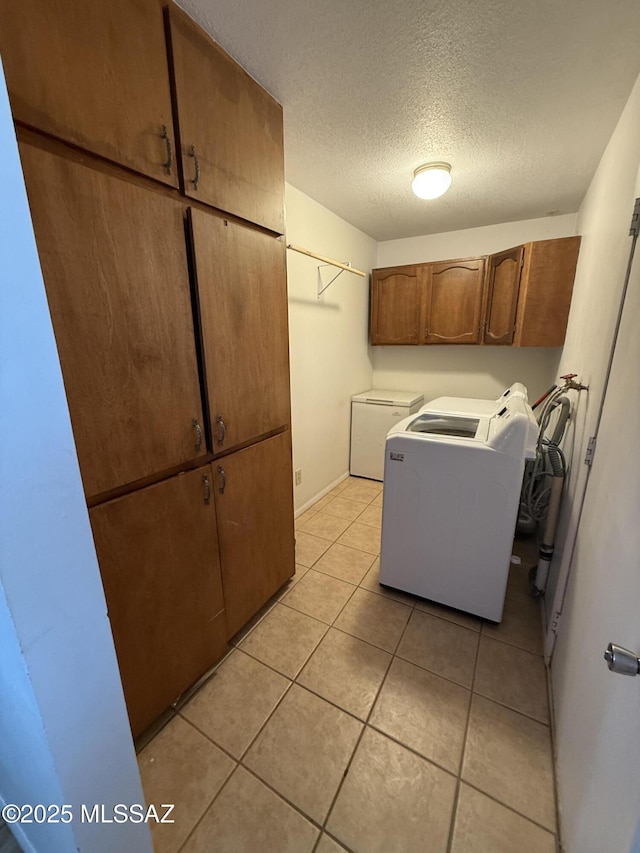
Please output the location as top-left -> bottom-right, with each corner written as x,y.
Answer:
604,643 -> 640,676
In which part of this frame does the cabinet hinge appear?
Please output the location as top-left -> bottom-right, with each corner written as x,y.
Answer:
584,435 -> 597,466
551,610 -> 562,634
629,198 -> 640,236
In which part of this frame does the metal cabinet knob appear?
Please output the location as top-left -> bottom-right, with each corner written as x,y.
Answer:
604,643 -> 640,676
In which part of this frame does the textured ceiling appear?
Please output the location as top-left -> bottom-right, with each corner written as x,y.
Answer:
177,0 -> 640,240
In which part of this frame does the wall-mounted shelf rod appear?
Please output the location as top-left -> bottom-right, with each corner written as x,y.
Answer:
286,243 -> 367,277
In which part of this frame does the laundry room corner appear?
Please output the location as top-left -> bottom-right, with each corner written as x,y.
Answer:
285,184 -> 377,512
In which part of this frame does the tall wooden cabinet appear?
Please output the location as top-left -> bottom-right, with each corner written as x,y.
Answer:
167,5 -> 285,233
20,142 -> 206,500
189,211 -> 291,452
2,0 -> 294,737
215,433 -> 295,637
0,0 -> 178,187
90,466 -> 227,736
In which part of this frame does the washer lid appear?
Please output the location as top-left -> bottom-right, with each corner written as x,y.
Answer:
351,389 -> 424,407
420,382 -> 529,417
405,413 -> 484,439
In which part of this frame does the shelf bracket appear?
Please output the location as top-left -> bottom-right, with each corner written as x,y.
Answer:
286,243 -> 367,300
317,263 -> 350,298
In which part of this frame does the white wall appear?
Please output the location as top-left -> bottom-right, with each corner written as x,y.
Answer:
370,346 -> 562,406
549,73 -> 640,852
0,62 -> 152,853
372,215 -> 578,403
545,74 -> 640,629
376,213 -> 578,266
286,184 -> 376,510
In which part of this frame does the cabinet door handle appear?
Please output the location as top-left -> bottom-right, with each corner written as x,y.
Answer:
193,417 -> 203,450
217,465 -> 226,494
202,474 -> 211,505
190,145 -> 200,190
216,415 -> 226,446
161,125 -> 173,175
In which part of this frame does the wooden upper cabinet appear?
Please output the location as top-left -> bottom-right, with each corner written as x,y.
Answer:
20,142 -> 206,499
214,432 -> 295,638
0,0 -> 178,187
483,246 -> 525,345
370,266 -> 422,345
189,210 -> 291,453
514,236 -> 581,346
90,466 -> 227,736
167,5 -> 285,233
423,258 -> 486,344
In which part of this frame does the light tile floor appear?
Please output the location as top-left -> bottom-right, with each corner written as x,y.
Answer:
139,476 -> 557,853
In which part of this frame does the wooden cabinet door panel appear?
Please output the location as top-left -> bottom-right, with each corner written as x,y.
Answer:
214,432 -> 295,637
168,6 -> 285,233
20,143 -> 205,498
370,266 -> 421,344
89,467 -> 227,736
514,237 -> 581,346
0,0 -> 178,187
424,258 -> 486,344
483,247 -> 524,345
190,210 -> 291,453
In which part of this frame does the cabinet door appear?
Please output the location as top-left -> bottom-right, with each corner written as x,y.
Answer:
89,467 -> 227,737
514,237 -> 581,346
370,266 -> 422,344
214,432 -> 295,638
190,210 -> 291,453
0,0 -> 178,187
167,5 -> 285,233
483,247 -> 525,345
20,143 -> 206,499
423,258 -> 486,344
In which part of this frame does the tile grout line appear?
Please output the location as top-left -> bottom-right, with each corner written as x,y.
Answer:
181,583 -> 550,848
176,665 -> 556,853
235,625 -> 331,685
174,676 -> 299,853
277,572 -> 550,727
479,627 -> 547,658
317,594 -> 417,845
543,636 -> 564,850
446,615 -> 483,853
458,779 -> 559,838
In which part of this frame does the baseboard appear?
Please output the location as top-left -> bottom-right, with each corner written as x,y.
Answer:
294,471 -> 350,517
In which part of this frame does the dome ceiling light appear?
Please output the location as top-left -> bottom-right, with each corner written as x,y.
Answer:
411,162 -> 452,200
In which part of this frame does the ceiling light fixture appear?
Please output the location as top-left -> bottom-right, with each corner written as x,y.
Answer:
412,162 -> 452,200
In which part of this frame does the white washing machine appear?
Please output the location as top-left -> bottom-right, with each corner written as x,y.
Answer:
379,396 -> 538,621
350,390 -> 424,481
420,382 -> 528,418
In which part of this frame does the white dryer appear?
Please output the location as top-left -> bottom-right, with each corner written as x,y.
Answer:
420,382 -> 528,418
379,396 -> 538,621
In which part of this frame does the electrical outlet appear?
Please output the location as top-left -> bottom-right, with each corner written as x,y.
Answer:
295,469 -> 302,486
